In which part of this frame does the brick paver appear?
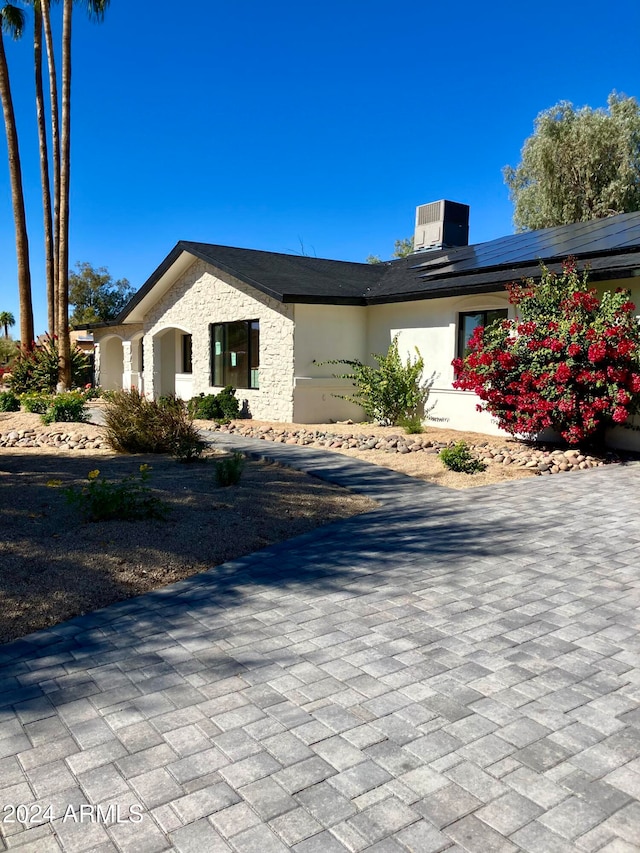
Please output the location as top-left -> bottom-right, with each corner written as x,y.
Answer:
1,436 -> 639,851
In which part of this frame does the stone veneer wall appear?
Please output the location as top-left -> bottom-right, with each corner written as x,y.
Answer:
143,259 -> 295,421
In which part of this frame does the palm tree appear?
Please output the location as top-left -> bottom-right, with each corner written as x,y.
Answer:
0,310 -> 15,337
0,4 -> 34,349
57,0 -> 110,388
32,0 -> 56,335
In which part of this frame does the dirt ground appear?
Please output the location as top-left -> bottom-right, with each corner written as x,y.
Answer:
0,409 -> 539,643
213,419 -> 538,489
0,411 -> 380,643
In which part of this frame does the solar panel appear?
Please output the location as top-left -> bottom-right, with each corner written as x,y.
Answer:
414,211 -> 640,280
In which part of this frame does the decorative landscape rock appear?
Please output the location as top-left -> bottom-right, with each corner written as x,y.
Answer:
0,428 -> 106,451
203,422 -> 629,475
0,419 -> 633,475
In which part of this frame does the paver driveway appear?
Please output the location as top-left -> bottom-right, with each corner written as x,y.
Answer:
1,439 -> 640,853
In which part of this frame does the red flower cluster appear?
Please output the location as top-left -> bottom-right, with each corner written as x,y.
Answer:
452,262 -> 640,445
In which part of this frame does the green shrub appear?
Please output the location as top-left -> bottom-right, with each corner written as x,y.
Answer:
215,452 -> 245,486
157,394 -> 183,411
321,336 -> 437,426
64,464 -> 167,522
103,389 -> 205,461
397,414 -> 424,434
188,386 -> 240,423
9,336 -> 91,393
0,390 -> 20,412
82,385 -> 102,400
21,391 -> 52,414
41,391 -> 88,425
439,442 -> 487,474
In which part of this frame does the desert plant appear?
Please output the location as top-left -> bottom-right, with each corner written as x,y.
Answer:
41,391 -> 88,424
397,414 -> 424,434
188,386 -> 240,423
103,389 -> 205,461
0,390 -> 19,412
215,452 -> 245,486
64,464 -> 167,522
322,336 -> 437,426
9,335 -> 90,393
21,391 -> 51,413
81,384 -> 102,400
439,442 -> 487,474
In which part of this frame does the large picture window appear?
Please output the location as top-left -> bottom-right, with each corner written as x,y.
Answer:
211,320 -> 259,389
457,309 -> 508,359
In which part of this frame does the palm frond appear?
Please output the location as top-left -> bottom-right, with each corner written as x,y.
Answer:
81,0 -> 110,22
0,3 -> 26,39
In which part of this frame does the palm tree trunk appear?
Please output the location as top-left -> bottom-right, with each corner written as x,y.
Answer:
57,0 -> 72,388
34,3 -> 55,336
0,24 -> 34,349
41,0 -> 59,337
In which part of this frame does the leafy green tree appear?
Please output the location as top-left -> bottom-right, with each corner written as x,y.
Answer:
392,236 -> 414,257
0,3 -> 34,348
504,92 -> 640,231
69,262 -> 134,326
0,310 -> 15,336
0,334 -> 17,365
366,236 -> 415,264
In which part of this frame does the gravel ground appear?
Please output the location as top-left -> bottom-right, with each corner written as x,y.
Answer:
0,410 -> 375,642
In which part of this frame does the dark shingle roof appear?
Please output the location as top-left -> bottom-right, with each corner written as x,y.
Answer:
180,241 -> 387,303
117,212 -> 640,322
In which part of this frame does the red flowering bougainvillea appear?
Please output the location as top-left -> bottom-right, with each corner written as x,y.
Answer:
452,259 -> 640,445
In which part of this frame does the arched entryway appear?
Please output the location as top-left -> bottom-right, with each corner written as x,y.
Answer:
152,327 -> 193,399
98,335 -> 124,391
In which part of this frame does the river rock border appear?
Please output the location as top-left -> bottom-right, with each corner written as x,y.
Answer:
205,422 -> 633,475
1,421 -> 635,476
0,428 -> 107,451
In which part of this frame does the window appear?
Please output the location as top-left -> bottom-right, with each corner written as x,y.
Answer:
181,334 -> 192,374
457,309 -> 508,359
211,320 -> 259,389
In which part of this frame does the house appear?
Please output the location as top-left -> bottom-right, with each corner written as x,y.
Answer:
92,203 -> 640,447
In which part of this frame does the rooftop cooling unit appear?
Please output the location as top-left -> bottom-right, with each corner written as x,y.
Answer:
414,200 -> 470,251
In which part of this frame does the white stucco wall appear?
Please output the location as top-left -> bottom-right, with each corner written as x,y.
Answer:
143,259 -> 295,421
367,292 -> 512,435
292,303 -> 368,422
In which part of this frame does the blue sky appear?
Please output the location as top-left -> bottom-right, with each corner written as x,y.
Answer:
1,0 -> 640,335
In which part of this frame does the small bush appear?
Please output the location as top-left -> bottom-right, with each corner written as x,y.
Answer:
215,452 -> 245,486
82,384 -> 102,400
41,391 -> 88,425
9,335 -> 90,393
0,390 -> 20,412
322,336 -> 437,426
64,464 -> 167,522
398,414 -> 424,434
188,386 -> 240,423
439,441 -> 487,474
21,391 -> 52,414
104,389 -> 205,461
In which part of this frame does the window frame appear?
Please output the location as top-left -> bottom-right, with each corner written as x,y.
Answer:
456,308 -> 508,360
181,333 -> 193,374
210,320 -> 259,390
